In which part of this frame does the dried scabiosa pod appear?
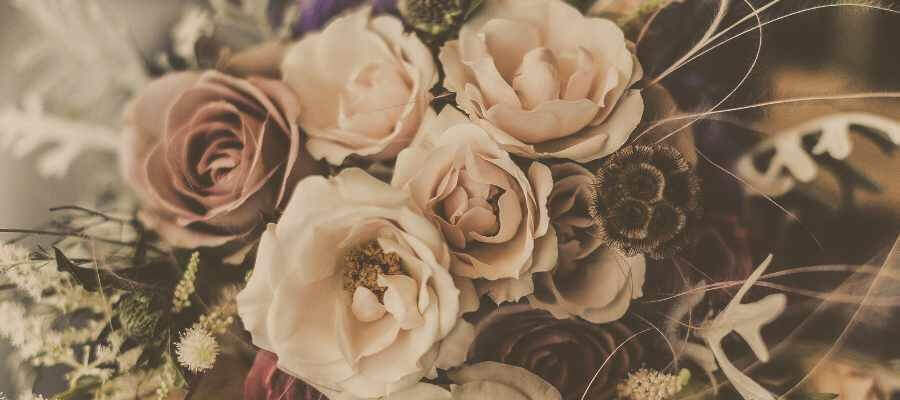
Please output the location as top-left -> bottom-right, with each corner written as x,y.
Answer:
589,144 -> 702,259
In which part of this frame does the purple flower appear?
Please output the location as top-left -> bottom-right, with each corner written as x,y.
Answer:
293,0 -> 397,36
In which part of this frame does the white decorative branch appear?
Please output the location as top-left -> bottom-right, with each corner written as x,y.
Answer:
736,113 -> 900,197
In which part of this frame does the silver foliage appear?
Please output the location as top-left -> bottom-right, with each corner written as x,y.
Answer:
0,0 -> 149,178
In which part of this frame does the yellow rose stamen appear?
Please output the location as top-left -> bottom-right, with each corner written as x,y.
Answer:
342,241 -> 404,301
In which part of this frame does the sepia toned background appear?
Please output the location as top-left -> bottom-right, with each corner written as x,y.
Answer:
0,0 -> 897,397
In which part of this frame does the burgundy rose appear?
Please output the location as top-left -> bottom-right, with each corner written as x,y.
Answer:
469,305 -> 643,400
244,351 -> 325,400
121,71 -> 319,256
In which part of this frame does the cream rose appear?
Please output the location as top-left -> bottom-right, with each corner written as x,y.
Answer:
392,107 -> 556,304
529,162 -> 646,323
281,7 -> 437,165
438,0 -> 644,162
236,168 -> 477,399
388,362 -> 563,400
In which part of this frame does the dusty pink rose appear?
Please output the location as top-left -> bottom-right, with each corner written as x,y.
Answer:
529,162 -> 645,323
281,6 -> 437,165
392,107 -> 557,304
438,0 -> 644,162
121,70 -> 318,252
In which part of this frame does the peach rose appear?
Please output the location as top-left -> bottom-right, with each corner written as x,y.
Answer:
529,162 -> 646,323
236,168 -> 477,399
121,70 -> 317,252
281,7 -> 437,165
392,107 -> 557,304
438,0 -> 644,162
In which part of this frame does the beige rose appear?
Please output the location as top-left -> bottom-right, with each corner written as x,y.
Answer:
281,7 -> 437,165
529,162 -> 646,323
438,0 -> 644,162
236,168 -> 477,400
387,362 -> 563,400
121,70 -> 317,251
392,107 -> 557,304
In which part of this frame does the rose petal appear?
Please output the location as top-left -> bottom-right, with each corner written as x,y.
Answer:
513,48 -> 560,110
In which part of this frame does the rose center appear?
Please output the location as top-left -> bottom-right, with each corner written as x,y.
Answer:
342,241 -> 404,301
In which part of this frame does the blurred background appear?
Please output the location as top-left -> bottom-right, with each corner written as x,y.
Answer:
0,0 -> 898,397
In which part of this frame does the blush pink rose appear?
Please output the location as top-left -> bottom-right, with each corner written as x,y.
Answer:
392,107 -> 557,304
438,0 -> 644,162
121,70 -> 319,253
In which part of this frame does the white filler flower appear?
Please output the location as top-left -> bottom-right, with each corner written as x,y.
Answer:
176,326 -> 220,373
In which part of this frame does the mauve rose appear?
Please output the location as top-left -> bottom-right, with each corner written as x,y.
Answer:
468,305 -> 643,400
529,162 -> 646,324
244,351 -> 326,400
121,70 -> 318,254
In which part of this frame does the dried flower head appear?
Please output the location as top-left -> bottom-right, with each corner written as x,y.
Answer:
175,326 -> 219,373
616,368 -> 689,400
399,0 -> 470,35
590,145 -> 701,259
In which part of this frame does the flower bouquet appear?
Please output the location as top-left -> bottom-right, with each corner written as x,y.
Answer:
1,0 -> 899,399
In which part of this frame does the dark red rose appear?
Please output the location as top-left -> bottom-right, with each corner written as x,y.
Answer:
469,305 -> 643,400
244,351 -> 325,400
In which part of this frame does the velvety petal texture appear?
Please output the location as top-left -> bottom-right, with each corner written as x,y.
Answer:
529,162 -> 646,323
244,350 -> 327,400
468,305 -> 644,400
121,70 -> 318,252
392,108 -> 557,304
237,168 -> 476,399
282,7 -> 437,165
438,0 -> 644,162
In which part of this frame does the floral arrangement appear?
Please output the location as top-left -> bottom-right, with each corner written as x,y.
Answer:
1,0 -> 899,399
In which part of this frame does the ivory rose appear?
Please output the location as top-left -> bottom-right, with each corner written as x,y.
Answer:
281,6 -> 437,165
236,168 -> 477,399
121,70 -> 317,252
438,0 -> 644,162
392,108 -> 557,304
529,162 -> 646,323
387,362 -> 563,400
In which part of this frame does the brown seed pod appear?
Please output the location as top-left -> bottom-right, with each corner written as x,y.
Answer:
589,144 -> 702,259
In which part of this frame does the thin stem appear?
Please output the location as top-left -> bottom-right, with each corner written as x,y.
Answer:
0,228 -> 165,254
49,205 -> 129,222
